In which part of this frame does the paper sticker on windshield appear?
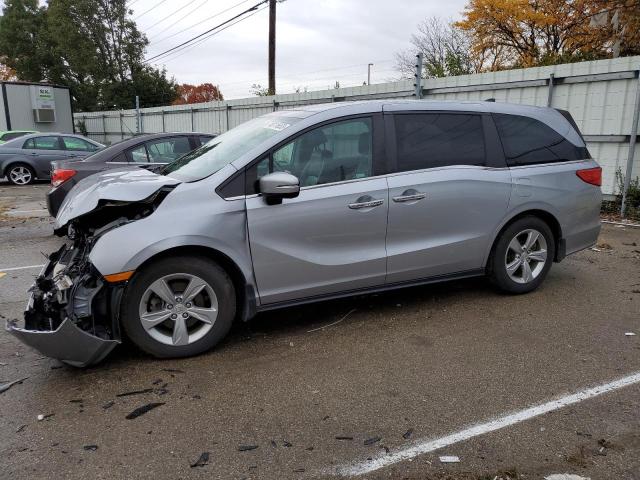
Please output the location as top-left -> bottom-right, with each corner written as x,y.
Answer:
264,121 -> 290,131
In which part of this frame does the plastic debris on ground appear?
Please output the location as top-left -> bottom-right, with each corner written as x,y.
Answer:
544,474 -> 591,480
190,452 -> 210,468
625,332 -> 636,336
0,377 -> 28,394
125,402 -> 165,420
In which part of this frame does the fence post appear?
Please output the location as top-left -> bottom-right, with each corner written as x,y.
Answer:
620,69 -> 640,217
101,114 -> 107,144
547,73 -> 555,107
135,95 -> 140,134
190,107 -> 195,132
161,110 -> 165,133
225,104 -> 231,132
119,111 -> 124,140
414,53 -> 423,99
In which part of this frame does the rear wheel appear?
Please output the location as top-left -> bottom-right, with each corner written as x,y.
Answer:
7,163 -> 35,185
121,256 -> 236,358
488,217 -> 555,294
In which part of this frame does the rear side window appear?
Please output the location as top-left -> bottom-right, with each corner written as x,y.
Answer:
493,114 -> 589,166
145,137 -> 192,163
394,113 -> 485,172
63,137 -> 96,151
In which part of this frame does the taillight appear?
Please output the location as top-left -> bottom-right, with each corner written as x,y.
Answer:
576,167 -> 601,187
51,169 -> 76,187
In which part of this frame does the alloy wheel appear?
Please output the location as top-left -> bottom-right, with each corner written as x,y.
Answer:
138,273 -> 218,346
9,166 -> 32,185
504,228 -> 548,284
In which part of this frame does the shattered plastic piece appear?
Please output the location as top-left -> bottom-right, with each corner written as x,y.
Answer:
625,332 -> 636,336
162,368 -> 184,373
16,424 -> 26,433
37,414 -> 44,421
116,388 -> 153,397
83,445 -> 98,452
402,428 -> 414,439
293,468 -> 305,473
270,440 -> 277,448
335,436 -> 353,441
238,445 -> 259,452
37,413 -> 54,421
102,401 -> 115,410
125,402 -> 165,420
364,437 -> 381,446
0,377 -> 28,394
439,455 -> 460,463
283,440 -> 292,447
190,452 -> 210,468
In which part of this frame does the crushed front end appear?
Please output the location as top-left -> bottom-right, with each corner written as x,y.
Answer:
6,182 -> 177,367
6,240 -> 122,367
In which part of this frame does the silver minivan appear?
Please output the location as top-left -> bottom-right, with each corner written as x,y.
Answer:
8,100 -> 602,366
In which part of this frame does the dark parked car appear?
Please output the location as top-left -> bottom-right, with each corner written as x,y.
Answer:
47,132 -> 214,217
0,133 -> 104,185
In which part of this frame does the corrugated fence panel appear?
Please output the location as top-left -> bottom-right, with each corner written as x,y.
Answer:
75,56 -> 640,195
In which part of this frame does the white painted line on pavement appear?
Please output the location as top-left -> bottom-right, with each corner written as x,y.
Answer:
330,371 -> 640,477
0,264 -> 45,272
8,209 -> 48,214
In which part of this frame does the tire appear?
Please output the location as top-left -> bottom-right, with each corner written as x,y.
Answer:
6,163 -> 36,185
120,256 -> 236,358
488,216 -> 555,294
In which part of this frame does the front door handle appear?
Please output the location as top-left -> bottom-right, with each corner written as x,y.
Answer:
392,189 -> 426,203
348,195 -> 384,210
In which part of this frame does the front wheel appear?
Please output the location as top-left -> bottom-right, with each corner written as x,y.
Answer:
120,256 -> 236,358
488,217 -> 555,294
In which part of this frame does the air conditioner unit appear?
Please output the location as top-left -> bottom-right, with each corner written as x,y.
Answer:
33,108 -> 56,123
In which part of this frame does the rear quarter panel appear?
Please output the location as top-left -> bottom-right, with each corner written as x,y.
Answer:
507,159 -> 602,256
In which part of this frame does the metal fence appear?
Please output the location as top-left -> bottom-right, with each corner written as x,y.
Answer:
75,56 -> 640,219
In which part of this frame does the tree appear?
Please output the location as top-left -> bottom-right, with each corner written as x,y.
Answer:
396,17 -> 483,78
0,61 -> 17,81
0,0 -> 48,81
456,0 -> 640,68
250,83 -> 270,96
172,83 -> 224,105
0,0 -> 178,111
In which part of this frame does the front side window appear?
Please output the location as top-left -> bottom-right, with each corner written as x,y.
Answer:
162,115 -> 302,182
29,136 -> 62,150
494,113 -> 589,166
248,117 -> 373,192
145,137 -> 191,163
394,113 -> 485,172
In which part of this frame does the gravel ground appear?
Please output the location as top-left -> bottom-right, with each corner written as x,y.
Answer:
0,182 -> 639,480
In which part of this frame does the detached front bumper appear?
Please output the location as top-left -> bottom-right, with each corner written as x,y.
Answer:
6,249 -> 122,367
6,318 -> 118,367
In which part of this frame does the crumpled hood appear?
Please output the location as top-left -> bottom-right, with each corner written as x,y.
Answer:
55,168 -> 181,229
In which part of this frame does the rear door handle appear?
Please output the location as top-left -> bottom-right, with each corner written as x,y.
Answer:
392,189 -> 426,203
348,195 -> 384,210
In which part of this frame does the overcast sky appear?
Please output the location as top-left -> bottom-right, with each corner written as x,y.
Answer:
135,0 -> 469,99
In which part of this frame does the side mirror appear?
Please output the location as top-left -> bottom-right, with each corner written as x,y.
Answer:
259,172 -> 300,204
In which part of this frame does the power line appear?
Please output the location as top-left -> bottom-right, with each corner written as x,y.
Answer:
151,4 -> 268,65
145,0 -> 268,62
149,0 -> 253,45
134,0 -> 171,20
147,0 -> 210,40
143,0 -> 200,31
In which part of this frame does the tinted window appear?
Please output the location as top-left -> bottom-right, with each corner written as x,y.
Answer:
394,114 -> 485,171
198,135 -> 214,146
273,117 -> 373,187
493,114 -> 589,166
145,137 -> 192,163
63,137 -> 95,151
29,136 -> 61,150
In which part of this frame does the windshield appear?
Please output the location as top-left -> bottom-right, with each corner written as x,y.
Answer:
162,115 -> 303,181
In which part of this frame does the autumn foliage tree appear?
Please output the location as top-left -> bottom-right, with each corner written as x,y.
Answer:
172,83 -> 223,105
456,0 -> 640,69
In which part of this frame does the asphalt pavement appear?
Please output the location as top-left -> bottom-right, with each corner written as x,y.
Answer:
1,182 -> 639,480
